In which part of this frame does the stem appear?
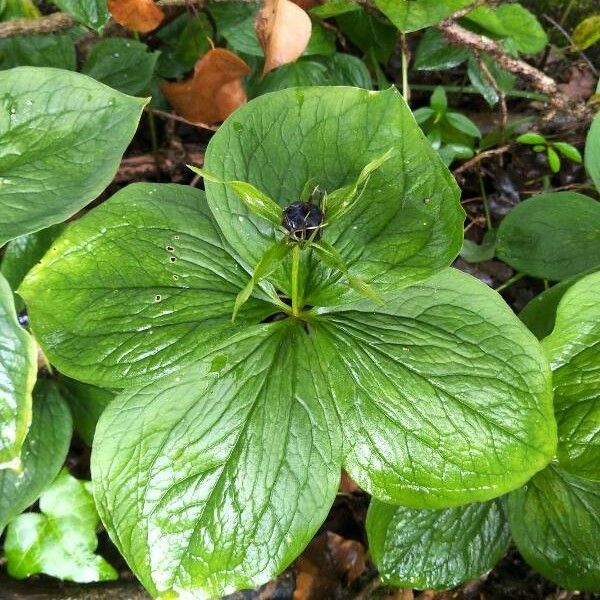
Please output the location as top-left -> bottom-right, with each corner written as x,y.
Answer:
291,245 -> 301,317
147,110 -> 160,175
478,173 -> 493,231
409,84 -> 548,101
400,33 -> 410,104
559,0 -> 576,26
495,272 -> 525,293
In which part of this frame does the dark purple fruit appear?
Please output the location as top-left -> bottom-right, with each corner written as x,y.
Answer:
282,201 -> 324,242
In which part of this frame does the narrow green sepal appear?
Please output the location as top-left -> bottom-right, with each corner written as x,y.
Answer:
187,165 -> 282,225
327,148 -> 396,221
312,239 -> 383,305
232,239 -> 291,322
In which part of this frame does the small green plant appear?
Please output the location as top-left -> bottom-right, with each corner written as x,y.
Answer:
413,86 -> 481,165
516,132 -> 583,173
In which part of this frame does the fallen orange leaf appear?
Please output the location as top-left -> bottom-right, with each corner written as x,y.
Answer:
108,0 -> 164,33
161,48 -> 251,127
256,0 -> 312,75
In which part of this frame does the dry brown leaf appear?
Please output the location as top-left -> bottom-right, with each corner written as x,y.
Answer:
108,0 -> 164,33
293,0 -> 321,8
256,0 -> 312,75
294,532 -> 367,600
161,48 -> 251,127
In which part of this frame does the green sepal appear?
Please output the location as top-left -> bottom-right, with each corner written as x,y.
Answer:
233,239 -> 291,322
311,239 -> 383,305
188,165 -> 282,226
326,148 -> 396,222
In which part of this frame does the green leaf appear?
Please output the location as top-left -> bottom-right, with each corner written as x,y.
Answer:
494,3 -> 548,54
413,106 -> 435,124
445,111 -> 481,138
336,8 -> 397,64
461,5 -> 508,38
547,145 -> 561,173
59,378 -> 113,447
508,465 -> 600,592
208,1 -> 262,56
542,271 -> 600,480
585,112 -> 600,193
156,13 -> 212,78
311,239 -> 383,305
430,85 -> 447,114
460,230 -> 496,263
519,273 -> 587,340
572,15 -> 600,51
367,497 -> 510,589
203,86 -> 463,306
0,380 -> 72,534
92,321 -> 341,599
0,272 -> 36,469
414,28 -> 469,71
311,0 -> 359,18
1,0 -> 39,19
5,468 -> 118,582
1,224 -> 65,313
326,147 -> 396,221
552,142 -> 582,163
0,34 -> 76,71
50,0 -> 109,32
188,166 -> 283,225
496,192 -> 600,281
82,38 -> 160,96
20,184 -> 275,388
313,268 -> 556,508
516,132 -> 546,145
0,67 -> 147,247
233,239 -> 291,322
251,54 -> 372,96
467,54 -> 516,106
373,0 -> 474,33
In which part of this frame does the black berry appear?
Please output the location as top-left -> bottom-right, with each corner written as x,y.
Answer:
282,202 -> 324,242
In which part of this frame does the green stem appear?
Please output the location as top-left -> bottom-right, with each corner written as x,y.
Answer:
410,84 -> 548,101
495,272 -> 525,293
478,174 -> 493,232
559,0 -> 575,26
291,245 -> 301,316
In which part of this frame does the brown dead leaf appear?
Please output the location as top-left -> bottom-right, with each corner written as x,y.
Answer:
293,0 -> 321,8
256,0 -> 312,75
339,470 -> 361,494
108,0 -> 164,33
294,532 -> 367,600
161,48 -> 251,127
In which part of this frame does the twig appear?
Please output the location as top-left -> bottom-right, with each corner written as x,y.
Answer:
543,14 -> 598,77
148,108 -> 219,131
445,0 -> 489,22
0,12 -> 76,37
437,20 -> 591,119
453,145 -> 510,175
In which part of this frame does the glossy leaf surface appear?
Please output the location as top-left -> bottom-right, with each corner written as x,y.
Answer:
585,112 -> 600,193
0,67 -> 146,246
508,466 -> 600,592
367,498 -> 510,589
0,272 -> 36,468
92,321 -> 341,599
21,184 -> 275,388
50,0 -> 109,31
204,86 -> 463,303
542,271 -> 600,480
313,268 -> 555,507
0,380 -> 72,534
